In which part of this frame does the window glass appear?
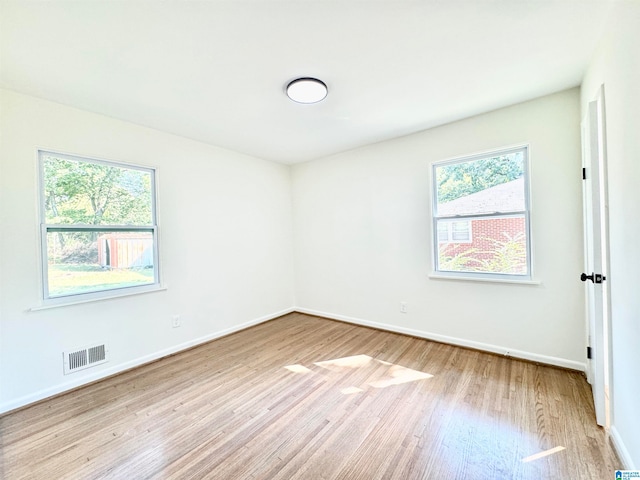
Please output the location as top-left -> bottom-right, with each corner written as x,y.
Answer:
41,152 -> 158,300
437,220 -> 471,243
433,147 -> 530,279
435,151 -> 525,217
436,216 -> 527,275
451,221 -> 470,241
43,155 -> 153,225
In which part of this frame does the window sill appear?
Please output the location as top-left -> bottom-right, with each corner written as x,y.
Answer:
29,285 -> 167,311
428,273 -> 541,286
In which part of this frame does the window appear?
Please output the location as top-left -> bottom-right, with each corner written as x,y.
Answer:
432,146 -> 531,279
39,151 -> 159,300
437,220 -> 472,243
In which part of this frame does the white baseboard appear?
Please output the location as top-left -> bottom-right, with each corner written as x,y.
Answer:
0,307 -> 294,415
610,425 -> 636,470
295,307 -> 586,372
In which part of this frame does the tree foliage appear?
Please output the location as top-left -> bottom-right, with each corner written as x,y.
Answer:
436,153 -> 523,203
438,232 -> 527,275
43,156 -> 152,226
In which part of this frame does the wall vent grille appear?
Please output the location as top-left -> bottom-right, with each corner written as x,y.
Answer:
63,344 -> 108,374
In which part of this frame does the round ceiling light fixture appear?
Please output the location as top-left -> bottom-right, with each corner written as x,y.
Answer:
286,77 -> 328,104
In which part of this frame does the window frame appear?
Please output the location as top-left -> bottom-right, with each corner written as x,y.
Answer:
38,150 -> 161,304
431,145 -> 532,281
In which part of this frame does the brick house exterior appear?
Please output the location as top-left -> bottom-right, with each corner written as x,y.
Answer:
437,178 -> 526,273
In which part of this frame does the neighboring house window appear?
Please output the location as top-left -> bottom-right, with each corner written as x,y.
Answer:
432,146 -> 531,279
437,220 -> 472,243
40,151 -> 159,300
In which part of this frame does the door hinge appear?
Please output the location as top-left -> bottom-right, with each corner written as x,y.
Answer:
587,346 -> 592,359
582,167 -> 587,180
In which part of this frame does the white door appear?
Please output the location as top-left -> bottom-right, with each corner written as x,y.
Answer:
581,85 -> 610,427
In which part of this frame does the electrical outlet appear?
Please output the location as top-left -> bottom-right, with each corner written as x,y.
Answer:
172,315 -> 182,328
400,302 -> 408,313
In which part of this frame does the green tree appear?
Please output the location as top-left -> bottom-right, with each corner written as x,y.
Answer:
478,233 -> 527,274
44,156 -> 152,226
436,153 -> 523,203
43,155 -> 152,259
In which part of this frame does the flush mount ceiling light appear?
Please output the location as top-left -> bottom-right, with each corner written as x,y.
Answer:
286,77 -> 328,104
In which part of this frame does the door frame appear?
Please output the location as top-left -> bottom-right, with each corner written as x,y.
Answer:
581,84 -> 612,427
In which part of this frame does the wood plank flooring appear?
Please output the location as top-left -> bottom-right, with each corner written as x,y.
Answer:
0,313 -> 621,479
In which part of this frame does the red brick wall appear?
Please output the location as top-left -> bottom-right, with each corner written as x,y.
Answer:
439,217 -> 526,272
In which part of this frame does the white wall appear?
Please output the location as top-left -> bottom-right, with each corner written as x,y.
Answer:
0,89 -> 295,413
292,89 -> 585,369
582,1 -> 640,469
1,69 -> 627,465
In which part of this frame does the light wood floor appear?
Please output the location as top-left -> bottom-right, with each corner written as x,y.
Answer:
0,313 -> 621,479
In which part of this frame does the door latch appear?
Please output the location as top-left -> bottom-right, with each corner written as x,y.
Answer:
581,272 -> 606,284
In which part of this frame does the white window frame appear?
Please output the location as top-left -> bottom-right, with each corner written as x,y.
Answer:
38,150 -> 161,304
431,145 -> 532,281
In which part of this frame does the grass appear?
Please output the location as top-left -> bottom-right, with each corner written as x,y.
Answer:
48,264 -> 154,296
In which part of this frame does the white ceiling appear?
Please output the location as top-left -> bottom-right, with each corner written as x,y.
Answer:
0,1 -> 612,164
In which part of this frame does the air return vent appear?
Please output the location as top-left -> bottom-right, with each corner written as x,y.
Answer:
63,343 -> 108,374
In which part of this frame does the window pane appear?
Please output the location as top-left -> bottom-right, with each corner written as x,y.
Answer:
46,230 -> 155,297
437,222 -> 449,242
43,155 -> 153,225
435,151 -> 525,217
437,216 -> 527,275
451,221 -> 470,241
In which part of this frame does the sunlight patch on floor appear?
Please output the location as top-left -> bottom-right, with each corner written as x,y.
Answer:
368,364 -> 433,388
340,386 -> 365,395
310,354 -> 433,392
284,364 -> 312,374
314,354 -> 373,371
284,355 -> 433,393
521,446 -> 566,463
